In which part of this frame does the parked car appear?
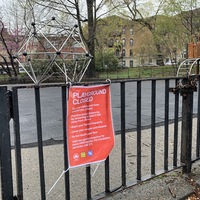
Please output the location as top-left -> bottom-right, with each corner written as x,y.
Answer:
145,63 -> 158,67
165,61 -> 176,66
0,66 -> 7,74
19,68 -> 26,73
0,70 -> 7,74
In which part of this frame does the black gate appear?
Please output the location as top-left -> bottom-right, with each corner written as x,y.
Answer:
1,76 -> 200,200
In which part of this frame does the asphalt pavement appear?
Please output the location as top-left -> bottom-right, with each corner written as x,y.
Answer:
7,80 -> 199,145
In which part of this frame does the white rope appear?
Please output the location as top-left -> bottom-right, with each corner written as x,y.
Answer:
92,163 -> 101,177
47,168 -> 69,195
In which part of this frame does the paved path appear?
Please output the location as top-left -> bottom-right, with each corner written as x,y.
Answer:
5,118 -> 199,200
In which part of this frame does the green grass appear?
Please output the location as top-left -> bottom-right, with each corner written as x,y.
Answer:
97,66 -> 177,79
0,74 -> 9,81
0,66 -> 178,84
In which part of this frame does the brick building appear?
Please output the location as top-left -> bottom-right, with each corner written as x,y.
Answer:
106,23 -> 158,68
18,34 -> 86,63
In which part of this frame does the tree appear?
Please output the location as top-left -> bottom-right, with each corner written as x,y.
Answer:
95,15 -> 127,65
95,48 -> 119,70
108,0 -> 170,65
133,25 -> 157,64
164,0 -> 200,41
155,0 -> 200,63
0,1 -> 26,77
0,21 -> 20,77
24,0 -> 115,78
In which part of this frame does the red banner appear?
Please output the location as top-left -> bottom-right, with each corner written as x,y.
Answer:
67,84 -> 114,168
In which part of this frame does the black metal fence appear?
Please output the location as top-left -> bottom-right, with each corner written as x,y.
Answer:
1,76 -> 200,200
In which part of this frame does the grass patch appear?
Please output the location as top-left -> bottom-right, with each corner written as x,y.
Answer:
0,65 -> 178,84
97,66 -> 177,79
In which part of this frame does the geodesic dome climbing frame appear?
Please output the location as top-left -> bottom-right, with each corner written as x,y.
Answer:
13,17 -> 92,84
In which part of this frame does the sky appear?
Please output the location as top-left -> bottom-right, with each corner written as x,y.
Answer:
1,0 -> 199,25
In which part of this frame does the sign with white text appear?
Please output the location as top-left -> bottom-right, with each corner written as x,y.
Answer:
67,84 -> 114,168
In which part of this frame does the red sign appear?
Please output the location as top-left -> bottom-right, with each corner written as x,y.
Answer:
67,84 -> 114,168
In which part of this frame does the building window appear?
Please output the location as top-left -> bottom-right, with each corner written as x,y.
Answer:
73,41 -> 81,48
115,49 -> 120,57
130,28 -> 133,35
130,39 -> 134,46
44,41 -> 58,49
130,49 -> 133,57
122,49 -> 126,57
122,27 -> 126,34
122,60 -> 126,67
44,41 -> 51,49
108,38 -> 114,47
130,60 -> 133,67
166,58 -> 170,63
122,38 -> 126,47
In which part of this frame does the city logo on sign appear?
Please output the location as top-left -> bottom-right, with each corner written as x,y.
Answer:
73,153 -> 79,161
81,152 -> 86,158
88,150 -> 93,156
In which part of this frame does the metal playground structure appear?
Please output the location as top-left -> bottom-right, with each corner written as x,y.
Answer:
13,17 -> 92,84
177,41 -> 200,77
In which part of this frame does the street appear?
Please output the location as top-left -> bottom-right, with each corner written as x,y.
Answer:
8,80 -> 199,145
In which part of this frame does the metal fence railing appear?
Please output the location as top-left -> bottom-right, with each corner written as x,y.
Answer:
1,76 -> 200,199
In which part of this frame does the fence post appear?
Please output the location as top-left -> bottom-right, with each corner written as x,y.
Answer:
170,77 -> 197,173
0,86 -> 13,200
180,79 -> 194,173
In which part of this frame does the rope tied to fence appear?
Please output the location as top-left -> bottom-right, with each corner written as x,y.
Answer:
47,168 -> 69,195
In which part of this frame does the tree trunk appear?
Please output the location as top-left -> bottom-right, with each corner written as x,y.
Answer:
155,44 -> 164,66
9,54 -> 17,77
86,0 -> 96,78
